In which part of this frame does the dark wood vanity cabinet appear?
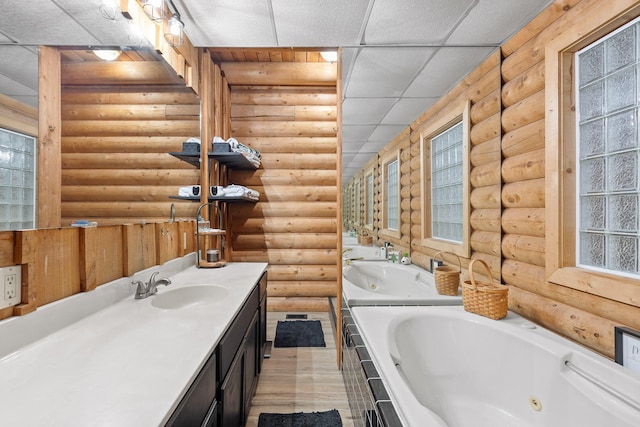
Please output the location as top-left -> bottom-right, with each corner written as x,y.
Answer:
165,352 -> 218,427
218,271 -> 267,426
166,270 -> 267,427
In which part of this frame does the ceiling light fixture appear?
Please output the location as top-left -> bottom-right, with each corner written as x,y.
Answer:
142,0 -> 165,22
92,49 -> 122,61
320,51 -> 338,62
164,1 -> 184,48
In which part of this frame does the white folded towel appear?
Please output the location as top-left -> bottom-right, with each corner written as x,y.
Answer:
178,185 -> 201,197
220,184 -> 259,200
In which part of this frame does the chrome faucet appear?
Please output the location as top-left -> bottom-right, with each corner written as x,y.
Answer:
344,257 -> 364,265
132,271 -> 171,299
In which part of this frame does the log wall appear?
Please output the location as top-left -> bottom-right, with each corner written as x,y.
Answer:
60,86 -> 201,225
344,0 -> 640,357
220,61 -> 339,312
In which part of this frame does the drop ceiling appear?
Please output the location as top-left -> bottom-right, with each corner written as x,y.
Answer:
0,0 -> 552,183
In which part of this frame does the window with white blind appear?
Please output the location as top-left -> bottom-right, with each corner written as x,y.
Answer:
366,172 -> 373,226
420,100 -> 470,257
576,19 -> 640,278
0,128 -> 36,231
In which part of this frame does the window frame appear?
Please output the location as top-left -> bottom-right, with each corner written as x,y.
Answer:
545,6 -> 640,308
380,150 -> 400,239
419,100 -> 471,258
365,170 -> 374,228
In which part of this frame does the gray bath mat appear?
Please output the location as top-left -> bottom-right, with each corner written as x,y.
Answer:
258,409 -> 342,427
274,320 -> 326,347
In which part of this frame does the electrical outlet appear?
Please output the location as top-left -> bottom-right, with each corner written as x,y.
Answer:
615,327 -> 640,373
0,266 -> 21,310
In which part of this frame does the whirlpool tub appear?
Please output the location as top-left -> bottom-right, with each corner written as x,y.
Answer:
351,306 -> 640,427
342,261 -> 462,306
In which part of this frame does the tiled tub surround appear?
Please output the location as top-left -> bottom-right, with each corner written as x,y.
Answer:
351,306 -> 640,427
341,303 -> 403,427
342,259 -> 462,306
0,253 -> 267,426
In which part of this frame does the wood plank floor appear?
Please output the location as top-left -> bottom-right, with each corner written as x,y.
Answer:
245,312 -> 355,427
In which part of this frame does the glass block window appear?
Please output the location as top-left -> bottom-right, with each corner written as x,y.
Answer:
576,19 -> 640,277
431,122 -> 463,243
386,159 -> 399,231
0,128 -> 36,231
366,173 -> 373,226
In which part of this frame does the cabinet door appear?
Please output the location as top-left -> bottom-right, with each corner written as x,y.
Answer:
243,311 -> 259,421
165,353 -> 217,427
258,293 -> 267,371
220,344 -> 244,427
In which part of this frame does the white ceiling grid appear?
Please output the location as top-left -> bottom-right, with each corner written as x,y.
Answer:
0,0 -> 553,182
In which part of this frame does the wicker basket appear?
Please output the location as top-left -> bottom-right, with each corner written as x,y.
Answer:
462,259 -> 509,320
433,251 -> 461,296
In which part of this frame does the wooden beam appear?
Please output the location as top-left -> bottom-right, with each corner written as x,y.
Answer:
38,46 -> 62,228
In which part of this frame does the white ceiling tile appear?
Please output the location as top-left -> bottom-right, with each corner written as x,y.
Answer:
363,141 -> 392,153
0,46 -> 38,90
448,0 -> 552,44
368,125 -> 406,142
342,152 -> 357,164
342,142 -> 365,154
350,153 -> 377,165
345,47 -> 435,98
342,98 -> 397,125
363,0 -> 475,44
404,47 -> 495,97
0,0 -> 101,45
176,0 -> 275,47
342,125 -> 376,141
271,0 -> 369,46
381,98 -> 438,125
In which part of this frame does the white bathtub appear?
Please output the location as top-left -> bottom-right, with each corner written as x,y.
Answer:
342,261 -> 462,306
342,244 -> 382,260
351,306 -> 640,427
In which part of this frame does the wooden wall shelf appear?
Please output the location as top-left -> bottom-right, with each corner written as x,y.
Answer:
169,151 -> 259,170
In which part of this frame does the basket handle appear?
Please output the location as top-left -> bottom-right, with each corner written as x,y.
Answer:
433,251 -> 461,272
468,259 -> 494,289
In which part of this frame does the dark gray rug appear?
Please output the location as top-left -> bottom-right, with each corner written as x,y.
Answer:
273,320 -> 326,348
258,409 -> 342,427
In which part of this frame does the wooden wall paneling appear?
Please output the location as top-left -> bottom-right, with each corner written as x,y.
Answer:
156,222 -> 180,265
0,231 -> 14,267
25,228 -> 81,306
225,65 -> 338,311
38,46 -> 62,228
79,225 -> 123,291
60,83 -> 201,224
122,223 -> 156,276
220,62 -> 337,86
0,93 -> 38,136
12,230 -> 36,316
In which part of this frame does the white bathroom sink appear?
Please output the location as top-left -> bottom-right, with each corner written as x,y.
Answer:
151,285 -> 229,310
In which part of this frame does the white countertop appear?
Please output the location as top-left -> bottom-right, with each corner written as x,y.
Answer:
0,260 -> 267,427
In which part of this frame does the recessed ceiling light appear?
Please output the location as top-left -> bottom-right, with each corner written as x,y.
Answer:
93,49 -> 122,61
320,51 -> 338,62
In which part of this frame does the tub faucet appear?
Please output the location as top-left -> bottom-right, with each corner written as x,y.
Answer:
342,248 -> 353,255
132,271 -> 171,299
344,257 -> 363,265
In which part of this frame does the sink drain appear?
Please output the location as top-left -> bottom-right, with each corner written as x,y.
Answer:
529,396 -> 542,411
368,282 -> 377,289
